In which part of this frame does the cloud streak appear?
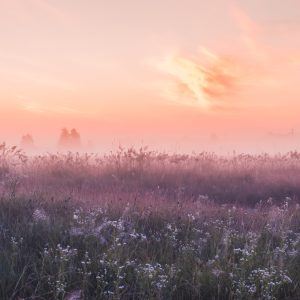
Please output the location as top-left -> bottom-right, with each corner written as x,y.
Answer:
158,49 -> 243,108
20,100 -> 94,116
156,3 -> 300,110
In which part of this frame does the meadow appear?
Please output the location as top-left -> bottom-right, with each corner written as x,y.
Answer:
1,143 -> 300,299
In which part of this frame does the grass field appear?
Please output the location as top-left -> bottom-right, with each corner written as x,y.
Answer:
1,144 -> 300,299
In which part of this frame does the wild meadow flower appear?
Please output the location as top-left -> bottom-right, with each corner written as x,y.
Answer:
33,208 -> 49,222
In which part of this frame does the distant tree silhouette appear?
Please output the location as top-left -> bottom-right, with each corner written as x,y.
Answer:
20,134 -> 35,150
58,128 -> 70,149
70,128 -> 81,149
58,128 -> 81,150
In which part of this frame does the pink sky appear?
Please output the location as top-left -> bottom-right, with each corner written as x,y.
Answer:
1,0 -> 300,153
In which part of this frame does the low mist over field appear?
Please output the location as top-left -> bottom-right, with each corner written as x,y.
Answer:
9,126 -> 300,156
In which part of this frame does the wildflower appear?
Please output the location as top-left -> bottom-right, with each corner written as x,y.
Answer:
33,208 -> 49,222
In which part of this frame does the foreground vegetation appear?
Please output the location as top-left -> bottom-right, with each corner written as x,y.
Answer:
0,144 -> 300,299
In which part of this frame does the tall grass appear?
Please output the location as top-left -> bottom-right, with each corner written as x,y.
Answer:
0,143 -> 300,299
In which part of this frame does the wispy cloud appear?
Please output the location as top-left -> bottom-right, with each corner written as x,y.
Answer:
157,49 -> 244,108
230,3 -> 267,61
155,3 -> 300,110
18,98 -> 94,116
